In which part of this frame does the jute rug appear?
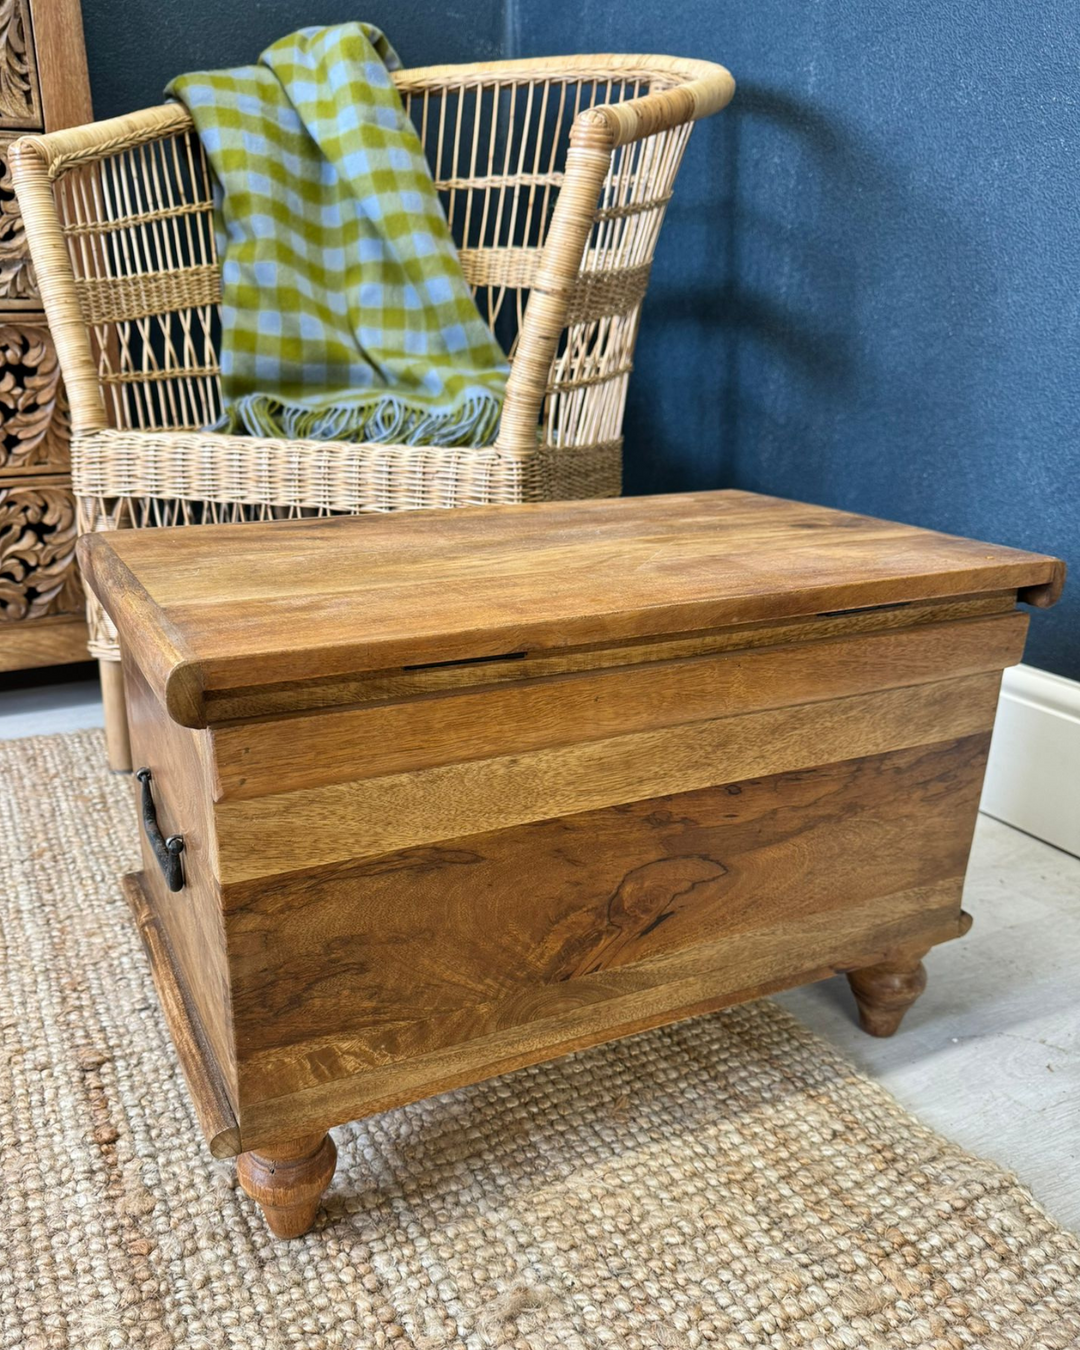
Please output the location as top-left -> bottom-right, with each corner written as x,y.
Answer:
1,729 -> 1078,1350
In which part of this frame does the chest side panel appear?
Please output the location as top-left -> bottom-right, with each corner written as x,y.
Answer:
124,660 -> 237,1105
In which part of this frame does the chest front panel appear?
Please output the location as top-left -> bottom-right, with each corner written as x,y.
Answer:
120,602 -> 1019,1146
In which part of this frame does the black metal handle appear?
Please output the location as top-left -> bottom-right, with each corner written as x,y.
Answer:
135,768 -> 185,892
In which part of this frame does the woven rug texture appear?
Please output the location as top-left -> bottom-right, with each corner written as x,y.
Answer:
1,728 -> 1078,1350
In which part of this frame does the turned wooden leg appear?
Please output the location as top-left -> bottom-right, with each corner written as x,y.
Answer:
847,948 -> 931,1037
237,1132 -> 337,1238
100,659 -> 132,773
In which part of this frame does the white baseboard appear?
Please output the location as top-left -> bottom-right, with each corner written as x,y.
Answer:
981,663 -> 1080,857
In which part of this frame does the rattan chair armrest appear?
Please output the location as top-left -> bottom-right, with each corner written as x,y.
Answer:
576,61 -> 735,148
497,59 -> 734,454
9,135 -> 109,433
11,112 -> 201,437
13,104 -> 194,178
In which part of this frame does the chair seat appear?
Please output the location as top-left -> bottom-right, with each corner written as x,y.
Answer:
71,427 -> 623,515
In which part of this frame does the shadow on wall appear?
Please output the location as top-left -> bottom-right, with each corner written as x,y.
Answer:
626,82 -> 993,520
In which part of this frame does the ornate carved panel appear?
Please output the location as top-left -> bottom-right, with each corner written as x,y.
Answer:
0,315 -> 67,470
0,133 -> 37,302
0,0 -> 90,666
0,0 -> 40,129
0,478 -> 81,620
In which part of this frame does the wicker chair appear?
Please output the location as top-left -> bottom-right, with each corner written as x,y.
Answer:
11,54 -> 735,769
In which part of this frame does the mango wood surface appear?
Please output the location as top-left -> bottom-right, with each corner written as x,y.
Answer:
77,491 -> 1065,727
124,658 -> 236,1099
210,612 -> 1025,799
212,673 -> 1002,882
201,591 -> 1017,723
0,614 -> 87,671
847,948 -> 934,1038
31,0 -> 93,131
237,896 -> 970,1151
235,1134 -> 337,1240
80,489 -> 1065,1245
223,732 -> 990,1114
120,873 -> 239,1158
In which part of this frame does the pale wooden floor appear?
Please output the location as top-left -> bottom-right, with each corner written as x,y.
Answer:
778,815 -> 1080,1231
1,673 -> 1077,1231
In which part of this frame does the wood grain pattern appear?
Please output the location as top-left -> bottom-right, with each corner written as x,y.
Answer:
0,0 -> 92,671
213,673 -> 1002,882
123,658 -> 237,1104
81,491 -> 1061,1197
847,948 -> 932,1038
27,0 -> 91,132
0,608 -> 83,668
236,1133 -> 336,1239
210,612 -> 1026,799
222,733 -> 989,1109
77,491 -> 1064,728
201,591 -> 1018,723
236,895 -> 971,1151
121,872 -> 239,1158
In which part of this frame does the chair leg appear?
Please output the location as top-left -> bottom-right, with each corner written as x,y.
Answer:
99,659 -> 132,773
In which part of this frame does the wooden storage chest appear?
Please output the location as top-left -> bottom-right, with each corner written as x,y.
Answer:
79,489 -> 1065,1237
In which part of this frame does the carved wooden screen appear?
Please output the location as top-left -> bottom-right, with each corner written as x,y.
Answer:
0,0 -> 91,670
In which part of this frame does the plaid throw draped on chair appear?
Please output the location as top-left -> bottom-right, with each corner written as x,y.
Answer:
168,24 -> 509,446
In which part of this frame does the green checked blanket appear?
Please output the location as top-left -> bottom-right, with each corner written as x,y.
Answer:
168,24 -> 508,445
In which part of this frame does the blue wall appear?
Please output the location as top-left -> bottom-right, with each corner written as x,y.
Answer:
80,0 -> 504,119
509,0 -> 1079,677
82,0 -> 1078,675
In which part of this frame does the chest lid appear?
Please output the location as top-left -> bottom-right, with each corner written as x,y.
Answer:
78,489 -> 1064,728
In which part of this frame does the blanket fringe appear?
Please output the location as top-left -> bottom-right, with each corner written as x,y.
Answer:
218,390 -> 504,448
